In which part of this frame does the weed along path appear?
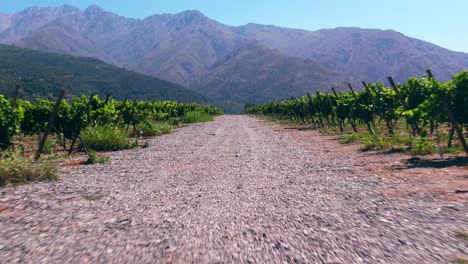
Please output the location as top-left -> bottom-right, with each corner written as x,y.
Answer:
0,115 -> 466,263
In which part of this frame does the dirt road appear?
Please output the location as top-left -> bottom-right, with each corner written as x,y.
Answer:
0,115 -> 466,263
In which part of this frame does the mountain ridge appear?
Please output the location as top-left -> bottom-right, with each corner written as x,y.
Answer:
194,43 -> 346,104
0,43 -> 211,104
1,5 -> 467,109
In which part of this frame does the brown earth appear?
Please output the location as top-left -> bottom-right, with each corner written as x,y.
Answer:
0,115 -> 467,263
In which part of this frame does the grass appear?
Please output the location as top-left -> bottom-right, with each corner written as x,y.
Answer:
339,133 -> 359,144
410,133 -> 437,155
452,257 -> 468,264
86,150 -> 110,165
257,115 -> 465,156
360,133 -> 388,151
455,230 -> 468,241
82,125 -> 137,151
0,152 -> 58,186
81,193 -> 106,201
182,111 -> 214,123
137,122 -> 173,137
443,145 -> 464,154
43,139 -> 57,155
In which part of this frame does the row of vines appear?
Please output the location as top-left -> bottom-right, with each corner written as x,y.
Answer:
0,92 -> 223,154
246,70 -> 468,155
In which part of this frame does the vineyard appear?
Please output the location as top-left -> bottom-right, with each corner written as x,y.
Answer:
246,70 -> 468,156
0,91 -> 222,185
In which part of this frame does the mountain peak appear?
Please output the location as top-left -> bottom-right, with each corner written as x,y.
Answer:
58,4 -> 80,13
180,10 -> 205,16
85,5 -> 105,14
176,9 -> 209,20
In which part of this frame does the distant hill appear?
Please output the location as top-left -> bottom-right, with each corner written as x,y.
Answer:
194,43 -> 345,106
0,13 -> 10,32
0,44 -> 210,103
235,25 -> 468,82
0,5 -> 79,43
1,5 -> 468,107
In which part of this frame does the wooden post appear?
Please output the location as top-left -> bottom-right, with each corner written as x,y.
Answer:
332,87 -> 357,132
11,84 -> 23,111
426,69 -> 468,155
348,83 -> 374,135
68,93 -> 95,155
330,87 -> 345,131
317,91 -> 332,126
114,98 -> 128,126
363,81 -> 393,134
388,77 -> 409,110
331,87 -> 339,98
307,92 -> 324,127
388,76 -> 419,135
35,90 -> 65,160
104,94 -> 111,105
347,83 -> 356,95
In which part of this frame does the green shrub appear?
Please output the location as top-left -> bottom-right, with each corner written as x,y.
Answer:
82,125 -> 136,151
410,135 -> 436,155
340,133 -> 359,144
360,133 -> 387,151
87,149 -> 110,164
0,153 -> 58,186
87,149 -> 97,164
443,145 -> 463,154
43,139 -> 56,155
387,134 -> 413,147
452,257 -> 468,264
137,122 -> 173,137
182,111 -> 213,123
98,156 -> 110,164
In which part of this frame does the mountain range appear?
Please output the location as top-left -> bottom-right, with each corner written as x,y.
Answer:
1,5 -> 467,111
0,44 -> 209,104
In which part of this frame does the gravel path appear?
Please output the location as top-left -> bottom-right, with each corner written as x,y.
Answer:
0,115 -> 467,263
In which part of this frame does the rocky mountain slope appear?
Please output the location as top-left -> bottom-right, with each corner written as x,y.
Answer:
194,43 -> 344,104
235,25 -> 468,81
1,5 -> 467,107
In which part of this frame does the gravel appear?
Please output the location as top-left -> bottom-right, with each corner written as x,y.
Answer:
0,115 -> 466,263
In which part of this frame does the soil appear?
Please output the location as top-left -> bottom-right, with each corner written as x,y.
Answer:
0,115 -> 466,263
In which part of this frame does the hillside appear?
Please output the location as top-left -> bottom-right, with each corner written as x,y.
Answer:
194,43 -> 345,105
235,25 -> 468,82
14,6 -> 247,87
0,13 -> 9,31
0,44 -> 210,103
1,5 -> 468,106
0,5 -> 79,43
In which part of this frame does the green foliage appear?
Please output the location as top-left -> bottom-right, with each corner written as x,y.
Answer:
81,193 -> 106,200
360,133 -> 386,152
0,152 -> 58,186
82,126 -> 135,151
340,133 -> 359,144
452,257 -> 468,264
0,44 -> 211,104
411,135 -> 436,155
0,95 -> 12,149
182,111 -> 214,123
87,149 -> 97,164
0,92 -> 222,155
97,156 -> 111,164
453,71 -> 468,123
247,70 -> 468,156
87,149 -> 110,164
137,122 -> 173,137
42,139 -> 57,155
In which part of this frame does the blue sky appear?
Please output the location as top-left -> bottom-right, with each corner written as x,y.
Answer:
2,0 -> 467,52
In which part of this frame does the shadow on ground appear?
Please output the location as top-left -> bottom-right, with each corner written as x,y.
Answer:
400,157 -> 468,169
